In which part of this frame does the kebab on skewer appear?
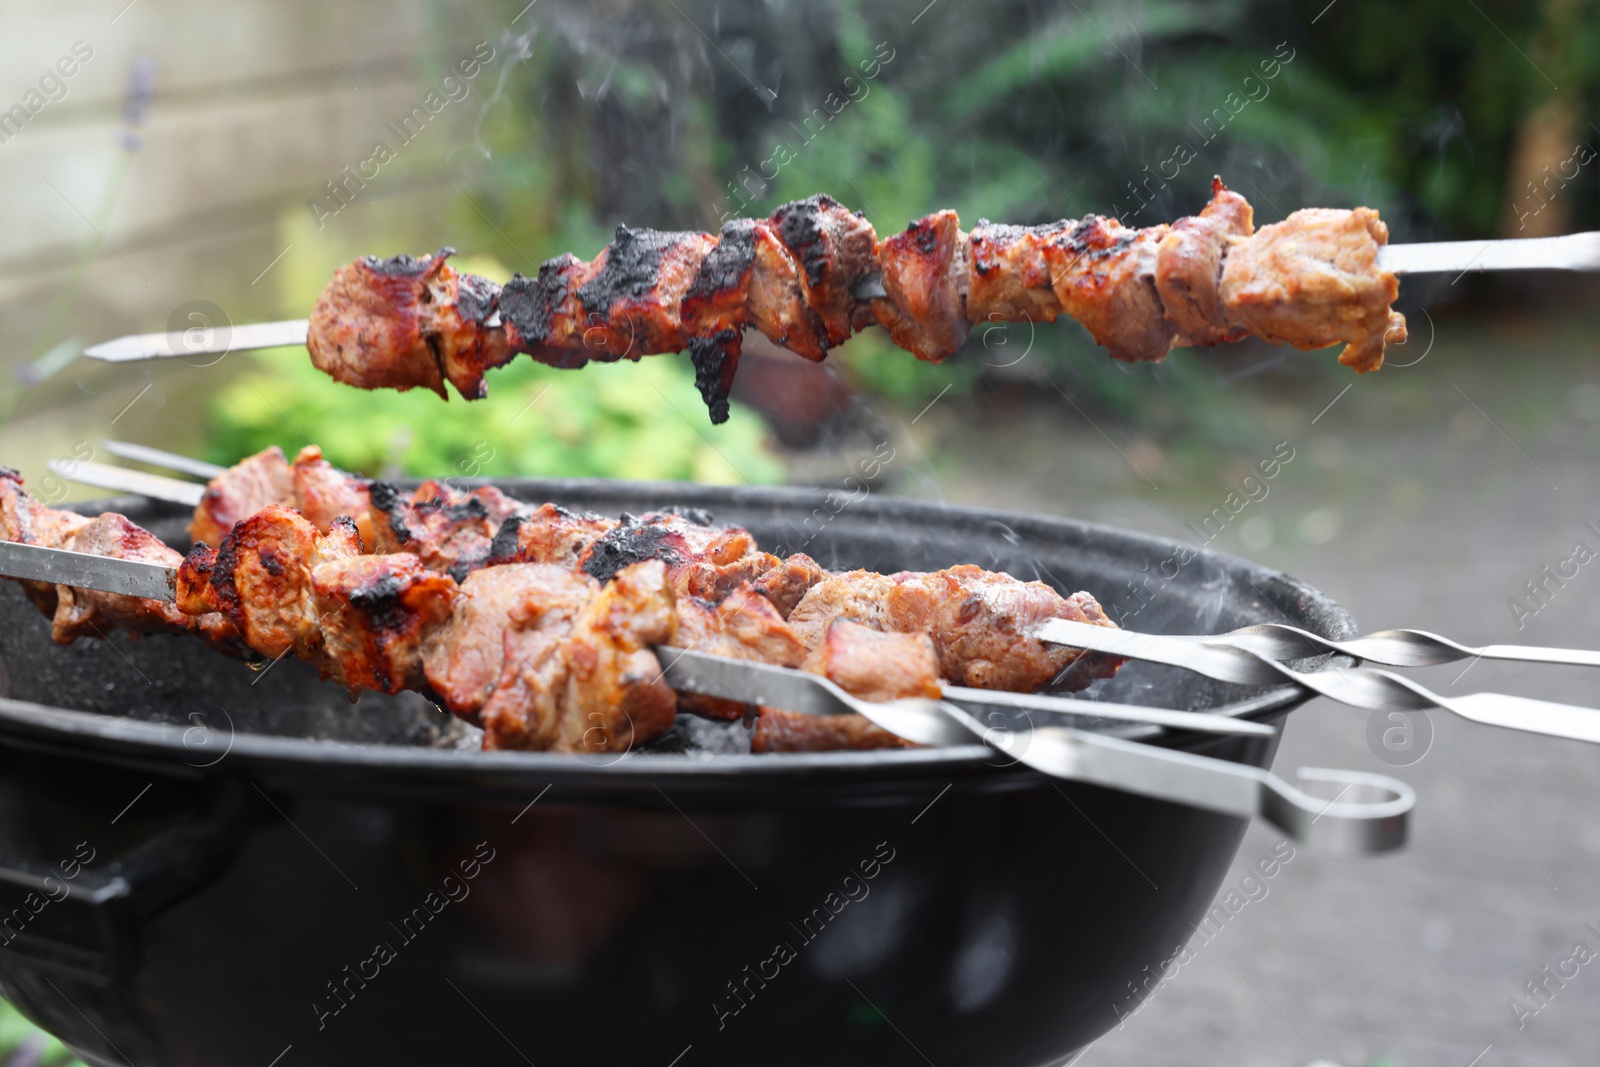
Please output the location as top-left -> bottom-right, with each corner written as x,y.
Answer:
0,464 -> 1122,753
305,179 -> 1407,422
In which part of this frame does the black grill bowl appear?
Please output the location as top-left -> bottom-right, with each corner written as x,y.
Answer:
0,480 -> 1353,1067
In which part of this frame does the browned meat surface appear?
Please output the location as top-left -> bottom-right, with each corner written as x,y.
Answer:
671,584 -> 808,721
1,466 -> 89,615
768,194 -> 880,345
495,503 -> 619,570
751,708 -> 916,753
873,210 -> 970,362
1156,177 -> 1254,346
750,552 -> 828,618
802,617 -> 942,702
422,563 -> 589,723
888,565 -> 1121,690
578,511 -> 778,602
1221,207 -> 1406,372
307,249 -> 511,400
788,565 -> 1121,691
965,220 -> 1068,325
751,617 -> 935,749
312,554 -> 459,695
477,559 -> 677,753
178,506 -> 363,669
784,570 -> 898,644
1,468 -> 236,647
1043,216 -> 1176,363
190,446 -> 294,548
53,515 -> 199,645
289,445 -> 377,549
746,219 -> 830,361
551,558 -> 677,753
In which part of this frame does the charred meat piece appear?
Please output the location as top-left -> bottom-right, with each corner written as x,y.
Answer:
873,210 -> 971,362
366,479 -> 533,578
492,503 -> 620,571
1221,206 -> 1407,372
178,506 -> 364,671
1156,177 -> 1254,346
501,228 -> 718,367
745,219 -> 830,361
579,510 -> 778,602
787,565 -> 1121,692
190,446 -> 294,549
679,219 -> 778,424
1041,216 -> 1176,364
307,248 -> 512,400
312,554 -> 459,696
768,194 -> 880,345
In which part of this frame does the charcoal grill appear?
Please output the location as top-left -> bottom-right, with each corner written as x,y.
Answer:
0,478 -> 1357,1067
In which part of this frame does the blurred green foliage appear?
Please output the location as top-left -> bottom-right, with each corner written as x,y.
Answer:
204,345 -> 784,484
0,999 -> 82,1067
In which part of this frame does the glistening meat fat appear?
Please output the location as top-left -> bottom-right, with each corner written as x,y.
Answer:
306,180 -> 1407,422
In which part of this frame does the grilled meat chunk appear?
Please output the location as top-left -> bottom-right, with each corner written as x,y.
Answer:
873,210 -> 970,362
190,446 -> 295,549
1,466 -> 90,615
476,559 -> 677,753
787,565 -> 1121,691
1156,178 -> 1254,346
1042,216 -> 1176,364
1,468 -> 236,646
312,554 -> 459,695
1221,206 -> 1406,371
579,511 -> 778,602
53,515 -> 202,645
307,248 -> 512,400
289,445 -> 378,549
671,583 -> 808,721
492,503 -> 619,570
750,552 -> 828,618
422,563 -> 590,723
751,618 -> 938,752
178,506 -> 365,671
768,194 -> 880,345
801,617 -> 942,703
965,219 -> 1069,326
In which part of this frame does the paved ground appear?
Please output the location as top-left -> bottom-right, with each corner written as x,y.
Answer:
897,306 -> 1600,1067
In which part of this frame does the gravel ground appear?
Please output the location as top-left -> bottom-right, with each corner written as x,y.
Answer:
892,307 -> 1600,1067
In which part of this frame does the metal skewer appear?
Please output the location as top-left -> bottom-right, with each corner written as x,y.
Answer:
78,231 -> 1600,363
1038,619 -> 1600,747
1172,620 -> 1600,672
0,539 -> 1407,850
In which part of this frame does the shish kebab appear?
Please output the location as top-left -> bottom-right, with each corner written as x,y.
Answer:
52,444 -> 1600,752
10,455 -> 1291,756
0,528 -> 1420,853
85,181 -> 1600,422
